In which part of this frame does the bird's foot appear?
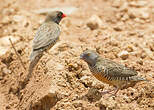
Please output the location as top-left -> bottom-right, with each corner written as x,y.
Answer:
101,88 -> 119,97
101,90 -> 113,95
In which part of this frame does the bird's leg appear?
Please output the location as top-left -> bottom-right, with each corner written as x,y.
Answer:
114,88 -> 119,95
109,88 -> 119,97
101,88 -> 117,95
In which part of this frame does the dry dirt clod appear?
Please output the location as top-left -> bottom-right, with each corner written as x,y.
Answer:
86,15 -> 103,30
95,103 -> 106,110
128,8 -> 150,20
1,16 -> 11,25
85,88 -> 102,102
113,26 -> 122,31
136,59 -> 143,65
80,76 -> 93,87
2,67 -> 11,74
129,1 -> 148,7
72,100 -> 83,108
13,15 -> 24,23
32,93 -> 61,110
111,0 -> 122,8
126,45 -> 134,52
118,50 -> 129,60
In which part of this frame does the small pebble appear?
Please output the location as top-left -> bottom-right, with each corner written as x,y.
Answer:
86,15 -> 102,30
118,50 -> 129,60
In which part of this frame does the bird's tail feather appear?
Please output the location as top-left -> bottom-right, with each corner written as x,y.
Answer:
25,51 -> 43,83
130,76 -> 149,82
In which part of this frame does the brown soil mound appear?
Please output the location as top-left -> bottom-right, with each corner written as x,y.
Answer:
0,0 -> 154,110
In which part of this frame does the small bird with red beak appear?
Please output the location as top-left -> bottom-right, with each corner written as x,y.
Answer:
26,11 -> 66,82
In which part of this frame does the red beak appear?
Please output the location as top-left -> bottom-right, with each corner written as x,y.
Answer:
62,13 -> 66,18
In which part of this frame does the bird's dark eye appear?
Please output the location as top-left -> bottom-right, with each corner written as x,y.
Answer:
57,12 -> 62,18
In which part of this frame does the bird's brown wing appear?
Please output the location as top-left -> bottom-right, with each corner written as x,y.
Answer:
32,22 -> 60,51
97,58 -> 138,78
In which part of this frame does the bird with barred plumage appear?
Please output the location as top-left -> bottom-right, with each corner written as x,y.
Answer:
80,49 -> 148,95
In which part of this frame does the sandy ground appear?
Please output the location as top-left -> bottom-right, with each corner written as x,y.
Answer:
0,0 -> 154,110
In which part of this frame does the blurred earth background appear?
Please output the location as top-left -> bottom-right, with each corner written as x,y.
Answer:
0,0 -> 154,110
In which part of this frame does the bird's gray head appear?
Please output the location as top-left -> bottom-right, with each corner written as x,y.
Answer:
80,50 -> 99,66
45,11 -> 66,24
